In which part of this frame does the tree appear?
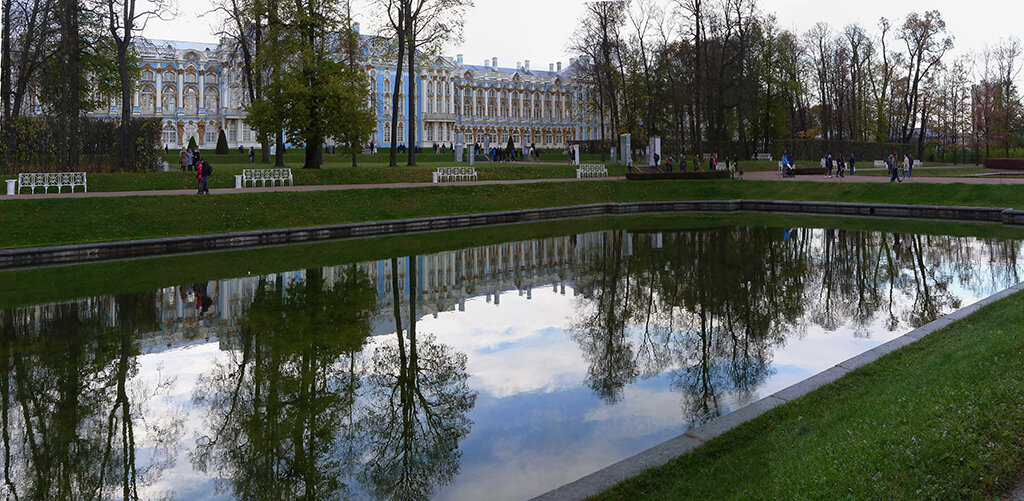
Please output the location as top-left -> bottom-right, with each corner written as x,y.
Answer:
103,0 -> 172,170
897,10 -> 953,144
216,128 -> 229,154
187,135 -> 197,150
374,0 -> 407,167
210,0 -> 273,163
249,0 -> 374,169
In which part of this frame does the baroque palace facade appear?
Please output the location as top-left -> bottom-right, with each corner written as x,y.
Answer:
79,37 -> 602,150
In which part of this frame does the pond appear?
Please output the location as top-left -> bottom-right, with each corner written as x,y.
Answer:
1,216 -> 1023,500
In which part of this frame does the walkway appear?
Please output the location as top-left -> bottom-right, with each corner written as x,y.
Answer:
1,175 -> 627,200
742,170 -> 1024,184
7,169 -> 1024,200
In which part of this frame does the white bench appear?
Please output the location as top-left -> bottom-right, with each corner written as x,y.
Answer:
576,164 -> 608,178
16,172 -> 87,194
241,168 -> 293,187
702,153 -> 716,161
874,160 -> 887,168
433,166 -> 477,183
753,153 -> 772,161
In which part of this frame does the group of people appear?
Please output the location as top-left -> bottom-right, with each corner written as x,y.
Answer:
819,154 -> 857,178
885,152 -> 915,182
177,146 -> 212,194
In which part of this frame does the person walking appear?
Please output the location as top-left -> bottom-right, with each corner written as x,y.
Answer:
888,153 -> 901,183
735,155 -> 743,180
197,159 -> 212,194
848,153 -> 856,176
179,147 -> 188,172
248,146 -> 255,163
905,153 -> 914,179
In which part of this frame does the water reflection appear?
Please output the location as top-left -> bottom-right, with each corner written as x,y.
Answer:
190,267 -> 376,499
0,225 -> 1021,500
0,296 -> 182,500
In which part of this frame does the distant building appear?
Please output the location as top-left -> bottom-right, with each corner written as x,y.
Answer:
58,36 -> 601,150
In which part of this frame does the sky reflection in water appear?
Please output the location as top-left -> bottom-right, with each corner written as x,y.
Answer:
1,225 -> 1022,500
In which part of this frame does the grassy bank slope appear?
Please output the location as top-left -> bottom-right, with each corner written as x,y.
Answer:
4,179 -> 1024,249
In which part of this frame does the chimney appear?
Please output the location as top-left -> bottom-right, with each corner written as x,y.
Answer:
353,22 -> 360,34
549,63 -> 554,72
525,60 -> 530,70
516,61 -> 522,70
456,54 -> 463,64
492,57 -> 498,68
557,61 -> 562,72
570,57 -> 576,65
484,59 -> 490,67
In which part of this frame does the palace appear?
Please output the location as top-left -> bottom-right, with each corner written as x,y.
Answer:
75,36 -> 601,151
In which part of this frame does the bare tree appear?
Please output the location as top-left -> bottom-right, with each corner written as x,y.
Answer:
105,0 -> 174,170
897,10 -> 953,143
402,0 -> 471,165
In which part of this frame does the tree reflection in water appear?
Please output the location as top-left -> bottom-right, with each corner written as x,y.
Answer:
358,257 -> 477,501
0,293 -> 182,500
1,224 -> 1021,499
190,266 -> 376,500
569,227 -> 1021,427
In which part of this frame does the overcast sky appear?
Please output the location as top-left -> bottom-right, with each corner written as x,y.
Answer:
143,0 -> 1022,72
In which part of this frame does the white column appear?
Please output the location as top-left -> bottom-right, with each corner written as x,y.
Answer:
177,70 -> 183,112
199,71 -> 206,114
155,72 -> 163,112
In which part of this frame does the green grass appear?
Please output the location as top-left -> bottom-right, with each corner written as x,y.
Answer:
594,290 -> 1024,500
854,167 -> 996,177
7,179 -> 1024,249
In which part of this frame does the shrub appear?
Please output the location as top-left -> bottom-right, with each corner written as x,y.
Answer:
983,158 -> 1024,170
216,129 -> 229,154
0,116 -> 161,172
187,135 -> 198,150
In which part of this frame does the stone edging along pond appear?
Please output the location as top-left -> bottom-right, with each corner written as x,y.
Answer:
4,199 -> 1024,269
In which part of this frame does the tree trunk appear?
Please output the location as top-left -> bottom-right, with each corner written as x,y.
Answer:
389,32 -> 405,167
406,33 -> 416,166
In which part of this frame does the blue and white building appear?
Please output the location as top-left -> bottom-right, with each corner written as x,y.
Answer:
79,38 -> 603,150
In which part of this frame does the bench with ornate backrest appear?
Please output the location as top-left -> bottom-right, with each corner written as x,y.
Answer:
753,153 -> 772,161
874,160 -> 887,168
433,167 -> 478,183
576,164 -> 608,178
241,168 -> 293,187
16,172 -> 87,194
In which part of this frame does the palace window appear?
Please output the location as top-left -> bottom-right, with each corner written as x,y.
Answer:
426,123 -> 433,141
398,123 -> 405,142
184,72 -> 197,84
487,101 -> 496,117
142,70 -> 155,81
162,70 -> 176,83
162,122 -> 177,144
140,86 -> 155,114
229,123 -> 237,142
205,129 -> 217,144
384,125 -> 391,142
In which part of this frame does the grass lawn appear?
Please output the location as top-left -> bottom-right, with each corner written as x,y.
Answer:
6,178 -> 1024,250
594,289 -> 1024,500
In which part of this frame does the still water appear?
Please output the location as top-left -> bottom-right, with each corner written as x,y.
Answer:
1,222 -> 1023,500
